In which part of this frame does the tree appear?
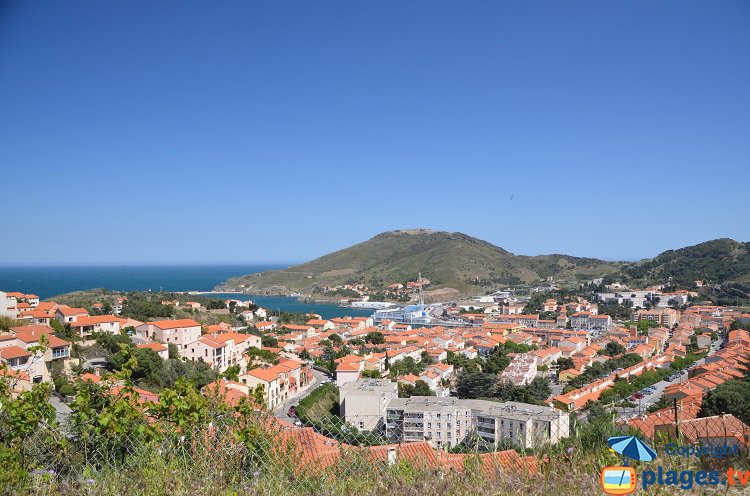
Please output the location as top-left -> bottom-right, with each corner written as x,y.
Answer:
329,333 -> 343,346
420,351 -> 435,367
603,341 -> 626,357
168,343 -> 179,360
222,365 -> 240,382
399,380 -> 435,398
456,372 -> 496,399
699,380 -> 750,424
525,377 -> 552,402
556,357 -> 574,371
261,335 -> 278,348
365,332 -> 385,345
482,346 -> 511,374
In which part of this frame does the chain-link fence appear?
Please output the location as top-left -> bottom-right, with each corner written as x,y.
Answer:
3,386 -> 750,496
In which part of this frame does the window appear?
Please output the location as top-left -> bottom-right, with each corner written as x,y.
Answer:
52,347 -> 69,359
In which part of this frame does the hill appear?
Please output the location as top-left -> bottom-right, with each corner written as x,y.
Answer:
217,229 -> 622,296
618,238 -> 750,290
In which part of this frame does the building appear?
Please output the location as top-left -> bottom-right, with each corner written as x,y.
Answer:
385,396 -> 569,450
136,342 -> 169,359
0,290 -> 19,319
69,315 -> 123,338
54,305 -> 89,324
340,379 -> 398,432
336,359 -> 363,387
239,364 -> 293,410
136,319 -> 202,352
373,305 -> 432,325
633,308 -> 680,328
0,325 -> 71,383
500,353 -> 538,386
185,332 -> 260,372
570,312 -> 612,332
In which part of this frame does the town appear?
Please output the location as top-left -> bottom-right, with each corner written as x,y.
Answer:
3,275 -> 749,473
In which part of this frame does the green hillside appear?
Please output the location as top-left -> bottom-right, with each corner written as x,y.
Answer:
618,238 -> 750,288
217,229 -> 621,296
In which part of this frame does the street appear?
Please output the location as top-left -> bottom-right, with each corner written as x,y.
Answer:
616,335 -> 724,420
273,368 -> 330,425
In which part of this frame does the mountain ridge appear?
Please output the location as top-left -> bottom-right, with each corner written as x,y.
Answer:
217,230 -> 622,296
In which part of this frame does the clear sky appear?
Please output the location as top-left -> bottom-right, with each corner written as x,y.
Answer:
1,1 -> 748,265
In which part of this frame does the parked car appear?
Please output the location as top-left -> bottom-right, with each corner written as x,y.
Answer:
287,406 -> 297,417
630,393 -> 645,400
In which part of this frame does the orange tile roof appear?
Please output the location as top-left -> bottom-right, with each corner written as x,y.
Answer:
0,345 -> 32,359
137,342 -> 167,352
148,319 -> 201,329
70,315 -> 122,327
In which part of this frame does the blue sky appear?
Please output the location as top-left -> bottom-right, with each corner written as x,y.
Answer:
1,1 -> 748,265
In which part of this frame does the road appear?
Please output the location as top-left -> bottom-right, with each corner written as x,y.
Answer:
49,395 -> 72,421
273,368 -> 331,425
616,335 -> 725,419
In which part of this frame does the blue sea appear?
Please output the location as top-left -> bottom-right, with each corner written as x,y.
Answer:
0,265 -> 373,319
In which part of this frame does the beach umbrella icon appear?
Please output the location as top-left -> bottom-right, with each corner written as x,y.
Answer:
607,435 -> 657,465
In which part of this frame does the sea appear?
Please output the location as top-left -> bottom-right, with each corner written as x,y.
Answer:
0,265 -> 374,319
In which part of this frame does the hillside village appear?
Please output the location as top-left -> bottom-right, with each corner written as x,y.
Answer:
2,280 -> 750,469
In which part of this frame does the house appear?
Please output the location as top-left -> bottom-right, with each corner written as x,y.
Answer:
428,363 -> 455,381
459,347 -> 478,359
18,308 -> 55,326
239,364 -> 293,409
136,319 -> 202,352
281,324 -> 317,339
202,379 -> 255,407
69,315 -> 123,338
137,342 -> 169,359
55,305 -> 89,324
306,319 -> 335,331
6,292 -> 40,308
0,290 -> 19,319
255,321 -> 277,332
533,347 -> 562,366
336,361 -> 364,387
558,368 -> 582,382
239,310 -> 255,321
0,325 -> 72,383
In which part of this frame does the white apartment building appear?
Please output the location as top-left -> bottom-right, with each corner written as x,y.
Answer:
340,379 -> 398,431
385,397 -> 569,450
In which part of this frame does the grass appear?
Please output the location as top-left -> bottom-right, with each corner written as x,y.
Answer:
18,450 -> 750,496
